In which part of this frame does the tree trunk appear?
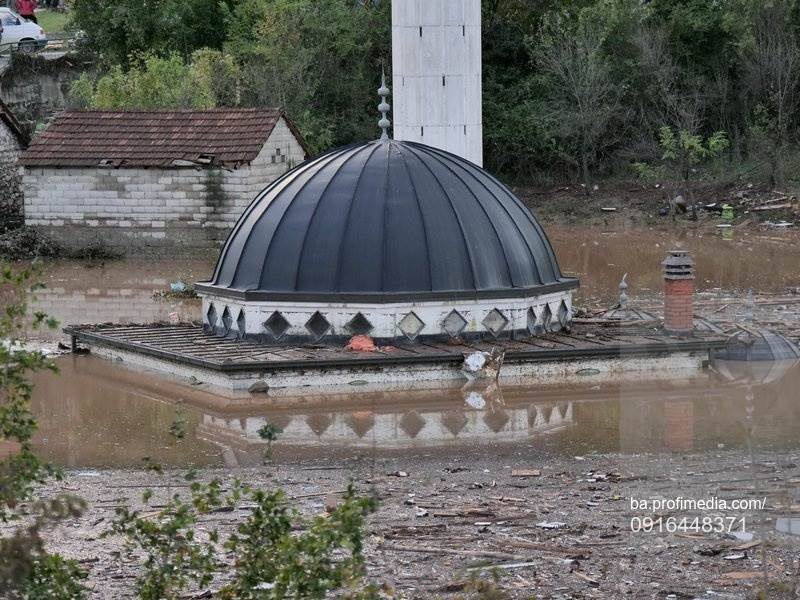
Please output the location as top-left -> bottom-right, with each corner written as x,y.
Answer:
581,151 -> 591,196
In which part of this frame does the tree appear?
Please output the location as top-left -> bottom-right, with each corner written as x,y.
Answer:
69,51 -> 242,110
0,264 -> 87,598
225,0 -> 390,154
658,126 -> 729,219
740,0 -> 800,187
70,0 -> 238,67
533,10 -> 624,193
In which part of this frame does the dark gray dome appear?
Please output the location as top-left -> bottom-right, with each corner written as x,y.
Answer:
715,329 -> 800,362
200,140 -> 578,301
713,329 -> 800,385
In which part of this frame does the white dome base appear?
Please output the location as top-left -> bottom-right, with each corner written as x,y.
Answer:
199,289 -> 574,344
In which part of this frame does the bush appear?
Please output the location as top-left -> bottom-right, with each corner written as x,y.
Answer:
0,227 -> 62,261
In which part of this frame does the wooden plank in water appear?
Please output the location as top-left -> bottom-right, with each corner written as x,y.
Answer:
559,333 -> 607,346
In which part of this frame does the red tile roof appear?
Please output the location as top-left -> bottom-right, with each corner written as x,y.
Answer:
20,108 -> 309,168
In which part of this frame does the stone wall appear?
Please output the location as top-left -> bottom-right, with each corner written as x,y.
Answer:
0,120 -> 23,231
23,118 -> 305,251
0,54 -> 89,128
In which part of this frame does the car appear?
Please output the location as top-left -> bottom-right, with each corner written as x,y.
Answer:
0,7 -> 47,53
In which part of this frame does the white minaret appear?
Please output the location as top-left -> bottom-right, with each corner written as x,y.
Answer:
392,0 -> 483,167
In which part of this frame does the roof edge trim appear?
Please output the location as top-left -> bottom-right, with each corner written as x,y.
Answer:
195,278 -> 580,304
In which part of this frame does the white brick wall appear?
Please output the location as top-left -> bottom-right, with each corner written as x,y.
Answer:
22,118 -> 306,247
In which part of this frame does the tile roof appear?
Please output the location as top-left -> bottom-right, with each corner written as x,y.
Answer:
20,108 -> 308,168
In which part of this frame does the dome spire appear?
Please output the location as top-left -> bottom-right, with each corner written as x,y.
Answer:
378,68 -> 391,142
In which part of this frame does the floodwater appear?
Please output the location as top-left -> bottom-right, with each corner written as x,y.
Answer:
21,225 -> 800,468
27,226 -> 800,339
29,354 -> 800,469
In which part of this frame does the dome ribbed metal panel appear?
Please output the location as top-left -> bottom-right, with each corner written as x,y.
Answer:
203,140 -> 578,301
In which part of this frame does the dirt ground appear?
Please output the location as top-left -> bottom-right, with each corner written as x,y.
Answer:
21,444 -> 800,600
517,180 -> 800,231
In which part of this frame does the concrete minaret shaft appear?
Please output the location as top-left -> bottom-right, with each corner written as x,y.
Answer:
392,0 -> 483,167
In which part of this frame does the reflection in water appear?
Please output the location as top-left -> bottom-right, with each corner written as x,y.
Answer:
30,354 -> 800,469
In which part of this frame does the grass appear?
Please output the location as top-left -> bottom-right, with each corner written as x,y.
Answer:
36,9 -> 70,35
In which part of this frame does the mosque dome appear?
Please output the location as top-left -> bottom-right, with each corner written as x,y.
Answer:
199,140 -> 577,301
196,139 -> 579,344
713,329 -> 800,385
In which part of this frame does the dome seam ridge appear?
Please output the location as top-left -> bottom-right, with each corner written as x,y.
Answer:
293,144 -> 375,292
256,147 -> 357,291
333,142 -> 383,293
213,143 -> 361,286
408,142 -> 564,280
401,143 -> 478,291
396,144 -> 433,291
225,162 -> 316,288
414,146 -> 515,289
421,144 -> 547,287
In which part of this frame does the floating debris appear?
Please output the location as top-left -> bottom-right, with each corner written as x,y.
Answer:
461,348 -> 505,381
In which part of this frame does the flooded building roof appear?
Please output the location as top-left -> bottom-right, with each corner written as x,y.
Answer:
199,139 -> 578,302
20,108 -> 309,168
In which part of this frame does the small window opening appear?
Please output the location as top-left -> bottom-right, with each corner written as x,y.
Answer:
463,125 -> 467,135
419,26 -> 423,37
462,25 -> 466,36
420,126 -> 424,137
442,75 -> 446,86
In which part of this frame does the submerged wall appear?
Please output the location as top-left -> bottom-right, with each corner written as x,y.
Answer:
22,119 -> 304,251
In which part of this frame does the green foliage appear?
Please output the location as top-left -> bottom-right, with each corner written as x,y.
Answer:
109,476 -> 378,600
220,484 -> 377,599
67,0 -> 800,186
257,422 -> 282,461
225,0 -> 390,153
70,0 -> 238,67
108,480 -> 227,600
659,126 -> 730,166
257,422 -> 282,444
0,264 -> 87,598
70,51 -> 241,110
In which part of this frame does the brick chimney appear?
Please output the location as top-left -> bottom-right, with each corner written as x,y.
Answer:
663,250 -> 695,335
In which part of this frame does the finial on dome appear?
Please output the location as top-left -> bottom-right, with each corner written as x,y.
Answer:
378,68 -> 391,142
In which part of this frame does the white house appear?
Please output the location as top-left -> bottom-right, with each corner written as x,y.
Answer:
21,108 -> 308,251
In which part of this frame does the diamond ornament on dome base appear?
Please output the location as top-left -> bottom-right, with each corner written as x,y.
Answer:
305,311 -> 331,341
482,309 -> 509,337
264,311 -> 291,340
443,309 -> 468,339
346,312 -> 374,336
398,311 -> 425,341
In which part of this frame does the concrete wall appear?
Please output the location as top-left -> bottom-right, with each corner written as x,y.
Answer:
199,290 -> 574,343
392,0 -> 483,166
22,118 -> 305,251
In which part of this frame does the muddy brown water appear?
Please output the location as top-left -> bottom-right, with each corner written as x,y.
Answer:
29,354 -> 800,469
24,226 -> 800,469
28,226 -> 800,339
